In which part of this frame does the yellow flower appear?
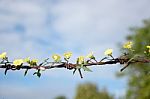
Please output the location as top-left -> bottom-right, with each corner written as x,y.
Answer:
146,45 -> 150,53
28,59 -> 38,66
13,59 -> 24,66
31,59 -> 38,63
64,52 -> 72,59
0,52 -> 7,59
24,57 -> 38,66
78,56 -> 85,64
52,54 -> 61,62
24,57 -> 30,63
86,52 -> 94,59
146,45 -> 150,49
104,49 -> 113,56
123,41 -> 133,49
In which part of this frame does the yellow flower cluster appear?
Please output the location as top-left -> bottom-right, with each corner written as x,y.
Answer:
24,57 -> 30,63
52,52 -> 72,62
77,56 -> 85,64
52,54 -> 61,62
13,59 -> 24,66
64,52 -> 72,59
0,52 -> 7,59
123,41 -> 133,49
5,45 -> 150,68
104,49 -> 113,56
86,52 -> 94,59
31,59 -> 38,63
146,45 -> 150,49
146,45 -> 150,53
24,57 -> 38,65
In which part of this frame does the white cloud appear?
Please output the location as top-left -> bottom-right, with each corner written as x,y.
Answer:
1,0 -> 150,56
50,0 -> 150,49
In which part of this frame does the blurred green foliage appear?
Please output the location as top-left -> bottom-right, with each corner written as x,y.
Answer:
122,20 -> 150,99
74,83 -> 114,99
54,95 -> 67,99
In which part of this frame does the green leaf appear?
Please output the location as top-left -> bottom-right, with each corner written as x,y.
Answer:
4,67 -> 9,75
64,58 -> 68,61
76,58 -> 79,64
91,56 -> 96,60
81,66 -> 92,72
24,69 -> 28,76
33,72 -> 37,75
33,71 -> 41,78
44,58 -> 49,62
39,58 -> 49,66
37,72 -> 41,78
73,69 -> 77,75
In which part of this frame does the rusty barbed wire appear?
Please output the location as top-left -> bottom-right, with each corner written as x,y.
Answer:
0,55 -> 150,78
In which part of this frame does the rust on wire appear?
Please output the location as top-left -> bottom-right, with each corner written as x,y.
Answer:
0,56 -> 150,78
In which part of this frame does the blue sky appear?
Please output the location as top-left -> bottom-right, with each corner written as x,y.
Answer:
0,0 -> 150,99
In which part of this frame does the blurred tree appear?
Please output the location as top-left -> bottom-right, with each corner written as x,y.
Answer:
74,83 -> 113,99
120,20 -> 150,99
54,95 -> 67,99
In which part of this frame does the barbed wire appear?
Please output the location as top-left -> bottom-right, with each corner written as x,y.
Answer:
0,55 -> 150,78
